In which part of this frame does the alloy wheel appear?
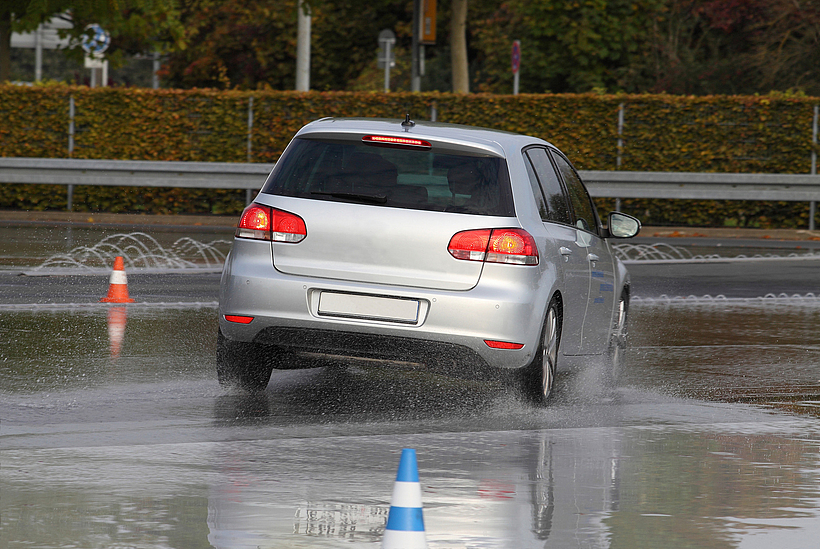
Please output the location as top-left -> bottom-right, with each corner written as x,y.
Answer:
540,305 -> 559,399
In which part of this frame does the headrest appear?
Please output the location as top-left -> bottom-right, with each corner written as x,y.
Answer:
348,153 -> 398,187
448,163 -> 481,195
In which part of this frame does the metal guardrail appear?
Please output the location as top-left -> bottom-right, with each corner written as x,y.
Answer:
580,170 -> 820,231
0,157 -> 275,209
581,170 -> 820,201
0,157 -> 274,189
2,157 -> 819,228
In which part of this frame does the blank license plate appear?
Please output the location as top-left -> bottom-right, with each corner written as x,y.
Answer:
318,292 -> 419,323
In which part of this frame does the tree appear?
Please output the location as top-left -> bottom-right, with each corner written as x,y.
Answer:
12,0 -> 807,94
470,0 -> 666,94
162,0 -> 412,90
0,0 -> 184,83
1,1 -> 39,81
468,0 -> 817,95
643,0 -> 761,94
450,0 -> 468,92
749,0 -> 820,94
633,0 -> 820,95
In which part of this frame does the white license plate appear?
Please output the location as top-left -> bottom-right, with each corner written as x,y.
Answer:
318,292 -> 419,323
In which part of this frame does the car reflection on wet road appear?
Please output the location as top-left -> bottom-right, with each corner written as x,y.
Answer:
1,229 -> 820,548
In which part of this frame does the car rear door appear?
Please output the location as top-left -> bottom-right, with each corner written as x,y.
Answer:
549,149 -> 616,355
523,147 -> 588,356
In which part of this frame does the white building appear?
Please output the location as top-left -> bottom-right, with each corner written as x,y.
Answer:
10,16 -> 74,83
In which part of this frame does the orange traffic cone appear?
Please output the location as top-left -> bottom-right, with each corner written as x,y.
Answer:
100,256 -> 135,303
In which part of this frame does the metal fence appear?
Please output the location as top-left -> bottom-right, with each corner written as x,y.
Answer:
42,94 -> 817,170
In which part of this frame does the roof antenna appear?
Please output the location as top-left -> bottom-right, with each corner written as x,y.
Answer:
401,113 -> 415,131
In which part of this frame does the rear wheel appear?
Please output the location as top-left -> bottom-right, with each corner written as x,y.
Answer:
216,329 -> 276,391
524,299 -> 561,405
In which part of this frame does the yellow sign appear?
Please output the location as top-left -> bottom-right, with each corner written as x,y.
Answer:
421,0 -> 436,45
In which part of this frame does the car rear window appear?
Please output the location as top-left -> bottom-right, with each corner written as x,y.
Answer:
261,137 -> 515,216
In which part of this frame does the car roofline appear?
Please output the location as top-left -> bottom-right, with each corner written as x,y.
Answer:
295,117 -> 553,158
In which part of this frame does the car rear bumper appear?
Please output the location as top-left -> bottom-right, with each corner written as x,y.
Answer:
218,239 -> 556,371
250,326 -> 495,378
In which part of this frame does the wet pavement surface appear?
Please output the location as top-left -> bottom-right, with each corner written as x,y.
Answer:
1,225 -> 819,548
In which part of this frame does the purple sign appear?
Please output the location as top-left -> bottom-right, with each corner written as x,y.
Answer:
511,40 -> 520,74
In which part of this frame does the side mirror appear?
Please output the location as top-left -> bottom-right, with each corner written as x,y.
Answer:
607,212 -> 641,239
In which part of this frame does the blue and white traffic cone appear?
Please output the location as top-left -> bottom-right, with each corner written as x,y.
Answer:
382,448 -> 427,549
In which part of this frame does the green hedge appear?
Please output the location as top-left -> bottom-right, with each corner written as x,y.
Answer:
1,85 -> 818,226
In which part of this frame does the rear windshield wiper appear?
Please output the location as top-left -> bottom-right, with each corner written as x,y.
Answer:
311,191 -> 388,205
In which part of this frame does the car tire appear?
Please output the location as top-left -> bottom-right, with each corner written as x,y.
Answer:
524,299 -> 561,405
216,329 -> 276,391
607,290 -> 629,383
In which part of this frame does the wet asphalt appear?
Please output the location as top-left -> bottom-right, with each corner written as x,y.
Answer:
1,224 -> 819,548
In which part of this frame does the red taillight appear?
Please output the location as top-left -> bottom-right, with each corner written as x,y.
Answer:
487,229 -> 538,265
236,204 -> 306,243
447,229 -> 491,261
448,229 -> 538,265
362,135 -> 432,149
484,340 -> 525,349
224,315 -> 254,324
271,209 -> 307,242
236,204 -> 271,240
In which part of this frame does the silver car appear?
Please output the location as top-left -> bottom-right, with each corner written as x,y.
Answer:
217,117 -> 640,403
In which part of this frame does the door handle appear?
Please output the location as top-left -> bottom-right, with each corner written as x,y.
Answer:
587,253 -> 600,262
560,247 -> 573,256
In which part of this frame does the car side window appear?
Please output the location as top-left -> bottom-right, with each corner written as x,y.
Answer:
550,150 -> 598,235
525,148 -> 572,225
523,152 -> 550,221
